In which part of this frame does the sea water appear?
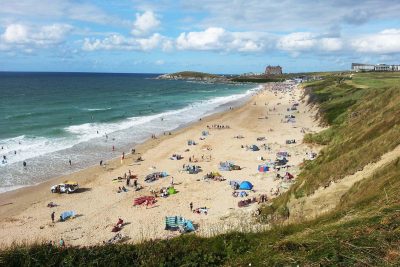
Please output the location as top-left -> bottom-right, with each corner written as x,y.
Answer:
0,72 -> 259,193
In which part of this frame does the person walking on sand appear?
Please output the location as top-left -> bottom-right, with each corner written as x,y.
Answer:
190,202 -> 193,211
51,212 -> 55,223
170,176 -> 174,185
121,154 -> 124,165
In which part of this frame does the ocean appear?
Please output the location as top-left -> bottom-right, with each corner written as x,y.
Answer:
0,72 -> 258,193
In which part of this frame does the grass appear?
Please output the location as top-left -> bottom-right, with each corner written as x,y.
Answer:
1,72 -> 400,266
167,71 -> 220,79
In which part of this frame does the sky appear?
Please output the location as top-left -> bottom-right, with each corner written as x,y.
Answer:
1,0 -> 400,74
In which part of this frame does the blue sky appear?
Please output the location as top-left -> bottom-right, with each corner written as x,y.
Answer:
1,0 -> 400,74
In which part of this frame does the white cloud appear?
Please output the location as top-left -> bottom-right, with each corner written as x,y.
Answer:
351,29 -> 400,54
1,23 -> 72,48
82,33 -> 168,51
0,0 -> 119,25
277,32 -> 342,53
132,11 -> 160,36
2,24 -> 28,43
277,32 -> 316,52
320,38 -> 343,51
179,0 -> 400,32
176,27 -> 266,52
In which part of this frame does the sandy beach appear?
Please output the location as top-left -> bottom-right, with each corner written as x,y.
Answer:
0,82 -> 323,247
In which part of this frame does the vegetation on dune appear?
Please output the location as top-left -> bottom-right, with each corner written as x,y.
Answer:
1,72 -> 400,266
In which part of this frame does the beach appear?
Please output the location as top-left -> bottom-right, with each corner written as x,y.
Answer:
0,82 -> 323,246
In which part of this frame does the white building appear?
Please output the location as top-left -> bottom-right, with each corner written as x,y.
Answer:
352,63 -> 400,72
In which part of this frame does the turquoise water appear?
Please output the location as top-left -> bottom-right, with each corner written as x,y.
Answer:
0,72 -> 258,192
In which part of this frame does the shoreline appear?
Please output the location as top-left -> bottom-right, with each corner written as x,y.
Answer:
0,84 -> 259,195
0,89 -> 259,217
0,82 -> 323,247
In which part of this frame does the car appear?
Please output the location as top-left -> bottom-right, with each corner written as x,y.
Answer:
51,181 -> 79,194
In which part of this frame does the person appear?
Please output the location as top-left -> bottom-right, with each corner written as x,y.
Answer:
190,202 -> 193,211
14,150 -> 16,155
51,212 -> 55,223
23,161 -> 27,167
122,152 -> 125,159
112,145 -> 115,151
170,176 -> 174,185
100,160 -> 103,166
59,238 -> 65,248
127,175 -> 130,186
69,159 -> 72,166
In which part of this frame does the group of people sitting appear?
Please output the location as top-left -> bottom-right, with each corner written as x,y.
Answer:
207,124 -> 230,129
170,154 -> 183,160
275,172 -> 294,181
117,186 -> 128,193
193,207 -> 208,215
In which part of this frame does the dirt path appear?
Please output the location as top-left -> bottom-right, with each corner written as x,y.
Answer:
287,145 -> 400,222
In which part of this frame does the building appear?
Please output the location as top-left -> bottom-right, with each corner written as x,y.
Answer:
352,63 -> 400,72
265,65 -> 282,75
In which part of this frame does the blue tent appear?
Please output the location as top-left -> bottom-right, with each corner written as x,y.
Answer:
239,181 -> 253,190
60,210 -> 75,221
251,145 -> 260,151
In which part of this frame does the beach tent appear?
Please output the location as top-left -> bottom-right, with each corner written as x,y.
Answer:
165,216 -> 195,232
258,165 -> 269,172
239,181 -> 253,190
184,220 -> 195,232
167,187 -> 177,195
250,145 -> 260,151
60,211 -> 75,221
